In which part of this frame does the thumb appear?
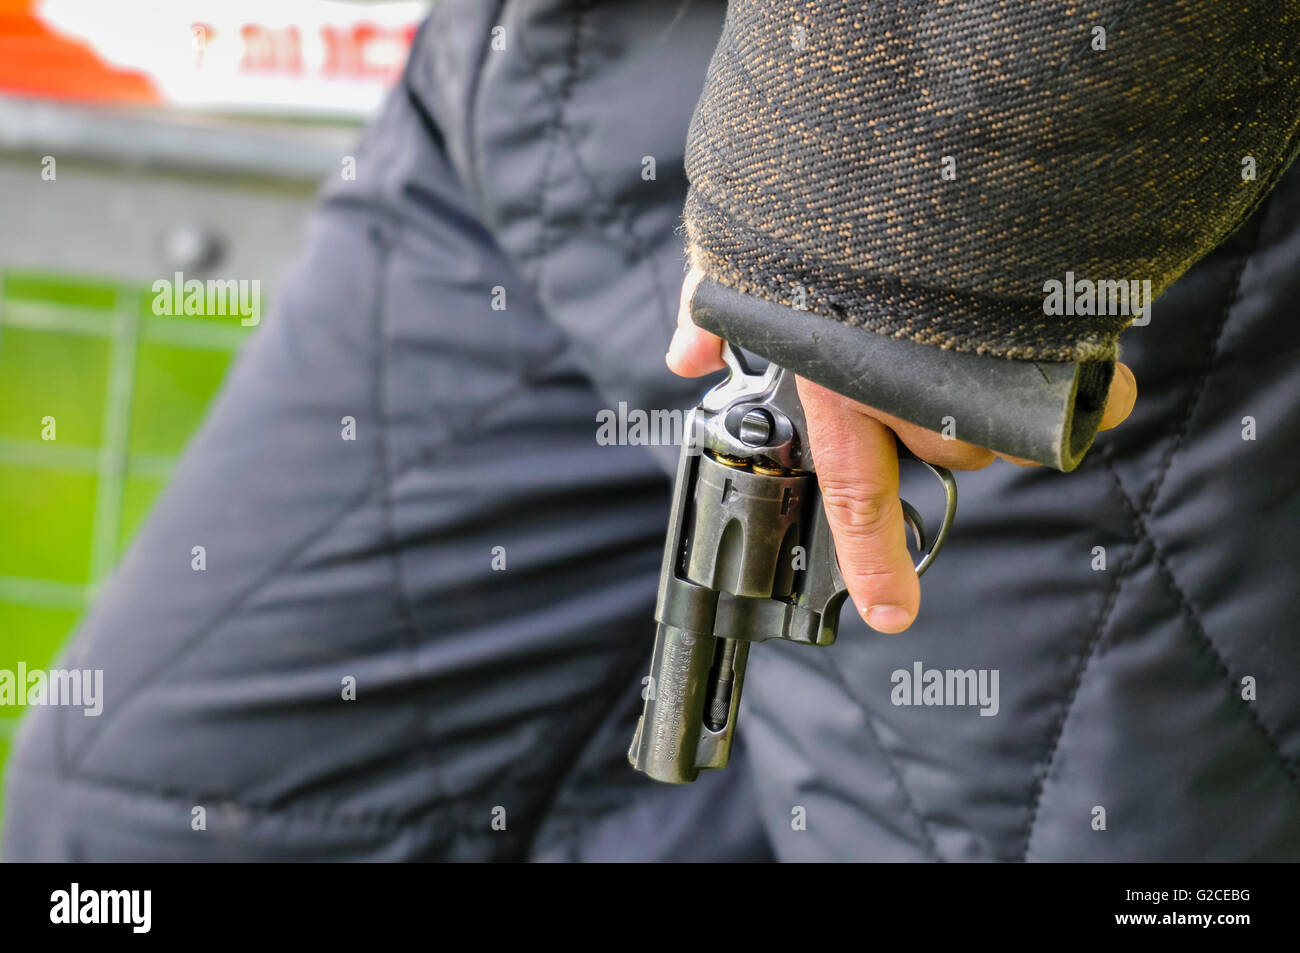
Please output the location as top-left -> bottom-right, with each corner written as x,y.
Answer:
797,377 -> 920,634
666,267 -> 725,377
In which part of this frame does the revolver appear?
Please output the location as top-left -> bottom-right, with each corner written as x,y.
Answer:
628,344 -> 958,784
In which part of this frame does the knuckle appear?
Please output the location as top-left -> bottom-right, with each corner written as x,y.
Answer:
944,448 -> 995,471
911,440 -> 993,471
818,477 -> 893,532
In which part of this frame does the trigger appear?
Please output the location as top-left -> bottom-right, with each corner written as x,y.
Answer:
900,499 -> 926,552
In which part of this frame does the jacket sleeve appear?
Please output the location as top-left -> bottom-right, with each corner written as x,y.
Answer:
683,0 -> 1300,469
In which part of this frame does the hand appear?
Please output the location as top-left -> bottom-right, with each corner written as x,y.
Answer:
667,267 -> 1138,634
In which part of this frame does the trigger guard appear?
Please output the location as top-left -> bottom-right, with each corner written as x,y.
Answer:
908,461 -> 958,578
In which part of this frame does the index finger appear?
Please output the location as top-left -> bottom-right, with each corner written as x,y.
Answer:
797,376 -> 920,634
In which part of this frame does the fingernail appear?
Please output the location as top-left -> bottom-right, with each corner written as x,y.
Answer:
863,604 -> 912,633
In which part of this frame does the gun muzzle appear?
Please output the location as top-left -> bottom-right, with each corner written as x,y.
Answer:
629,622 -> 745,783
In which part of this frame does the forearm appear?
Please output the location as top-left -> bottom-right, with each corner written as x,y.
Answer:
682,0 -> 1300,465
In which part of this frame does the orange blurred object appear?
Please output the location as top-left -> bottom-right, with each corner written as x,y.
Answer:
0,0 -> 161,104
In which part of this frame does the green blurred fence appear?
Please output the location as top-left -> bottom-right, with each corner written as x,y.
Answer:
0,269 -> 255,831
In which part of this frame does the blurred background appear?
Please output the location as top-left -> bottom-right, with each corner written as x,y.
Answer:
0,0 -> 428,840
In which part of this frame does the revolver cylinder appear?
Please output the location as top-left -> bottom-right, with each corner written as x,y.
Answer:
632,452 -> 809,783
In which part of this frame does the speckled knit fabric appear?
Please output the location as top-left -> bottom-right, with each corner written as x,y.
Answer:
684,0 -> 1300,361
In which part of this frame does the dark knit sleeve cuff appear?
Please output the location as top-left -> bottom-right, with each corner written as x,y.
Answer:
681,0 -> 1300,467
692,277 -> 1113,471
